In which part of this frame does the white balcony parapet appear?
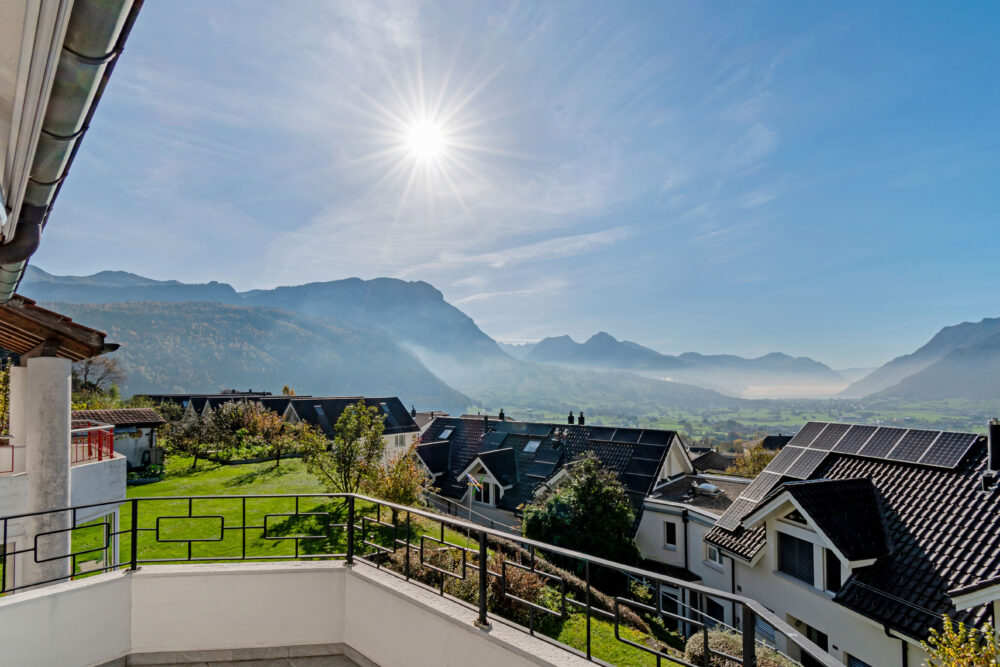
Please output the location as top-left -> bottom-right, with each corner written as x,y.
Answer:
0,493 -> 840,667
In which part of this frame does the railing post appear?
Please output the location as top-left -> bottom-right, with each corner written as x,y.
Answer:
477,530 -> 489,627
129,498 -> 139,571
346,495 -> 355,565
585,561 -> 592,659
742,603 -> 757,667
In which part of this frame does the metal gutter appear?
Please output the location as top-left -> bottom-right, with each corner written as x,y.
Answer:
0,0 -> 144,302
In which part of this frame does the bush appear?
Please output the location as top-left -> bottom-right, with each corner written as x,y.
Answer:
684,629 -> 798,667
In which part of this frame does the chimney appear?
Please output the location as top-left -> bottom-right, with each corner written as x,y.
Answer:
499,408 -> 506,421
578,411 -> 585,426
990,419 -> 1000,472
483,414 -> 489,432
410,405 -> 417,418
568,411 -> 575,425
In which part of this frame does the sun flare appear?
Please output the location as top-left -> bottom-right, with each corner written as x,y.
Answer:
405,119 -> 446,161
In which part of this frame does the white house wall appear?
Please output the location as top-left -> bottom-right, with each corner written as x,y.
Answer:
731,516 -> 927,667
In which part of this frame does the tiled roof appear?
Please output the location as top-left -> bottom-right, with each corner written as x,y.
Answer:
71,408 -> 166,426
705,421 -> 1000,641
418,417 -> 677,524
692,451 -> 734,472
415,440 -> 450,475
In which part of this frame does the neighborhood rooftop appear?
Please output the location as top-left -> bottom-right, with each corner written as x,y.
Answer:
705,420 -> 1000,641
417,416 -> 686,520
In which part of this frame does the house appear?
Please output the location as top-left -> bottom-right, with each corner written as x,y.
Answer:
71,408 -> 166,469
691,450 -> 734,473
412,409 -> 449,432
0,299 -> 125,592
637,419 -> 1000,667
145,392 -> 421,454
758,434 -> 793,450
415,416 -> 694,528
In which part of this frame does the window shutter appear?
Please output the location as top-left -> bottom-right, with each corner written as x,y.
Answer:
777,532 -> 814,584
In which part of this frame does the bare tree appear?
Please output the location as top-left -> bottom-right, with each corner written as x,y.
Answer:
72,356 -> 126,392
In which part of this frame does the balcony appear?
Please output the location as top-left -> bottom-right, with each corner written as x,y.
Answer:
0,494 -> 839,666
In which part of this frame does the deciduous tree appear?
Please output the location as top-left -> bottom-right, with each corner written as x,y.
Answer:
303,401 -> 385,493
922,616 -> 999,666
725,443 -> 777,478
522,453 -> 639,565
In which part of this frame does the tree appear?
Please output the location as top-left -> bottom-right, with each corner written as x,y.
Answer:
522,453 -> 639,565
361,447 -> 434,508
725,443 -> 777,478
922,616 -> 999,666
0,359 -> 10,435
160,413 -> 217,470
281,385 -> 295,396
72,356 -> 126,393
303,401 -> 385,493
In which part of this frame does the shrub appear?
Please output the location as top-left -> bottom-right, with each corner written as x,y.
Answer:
684,629 -> 798,667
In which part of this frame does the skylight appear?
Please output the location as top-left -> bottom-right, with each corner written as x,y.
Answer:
439,428 -> 454,439
525,439 -> 542,453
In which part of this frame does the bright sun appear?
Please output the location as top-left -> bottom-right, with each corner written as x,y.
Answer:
405,119 -> 445,161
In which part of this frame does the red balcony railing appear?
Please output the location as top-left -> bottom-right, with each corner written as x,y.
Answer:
70,421 -> 115,464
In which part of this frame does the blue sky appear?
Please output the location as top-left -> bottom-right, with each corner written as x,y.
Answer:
35,1 -> 1000,368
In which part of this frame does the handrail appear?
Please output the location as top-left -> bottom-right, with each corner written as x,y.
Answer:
0,493 -> 841,667
425,490 -> 520,532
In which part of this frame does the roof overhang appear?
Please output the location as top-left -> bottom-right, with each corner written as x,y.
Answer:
458,457 -> 514,490
742,492 -> 876,569
949,577 -> 1000,610
0,295 -> 114,360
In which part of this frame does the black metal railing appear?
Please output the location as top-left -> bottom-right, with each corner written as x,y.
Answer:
0,494 -> 839,667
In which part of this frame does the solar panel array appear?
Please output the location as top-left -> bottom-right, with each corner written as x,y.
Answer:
709,421 -> 984,535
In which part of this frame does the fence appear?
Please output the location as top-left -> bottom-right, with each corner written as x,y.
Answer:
70,421 -> 114,464
0,494 -> 840,667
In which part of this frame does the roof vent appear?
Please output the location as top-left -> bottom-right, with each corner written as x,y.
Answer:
694,482 -> 723,497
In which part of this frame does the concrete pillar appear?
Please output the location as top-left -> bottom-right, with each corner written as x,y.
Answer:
23,357 -> 72,588
9,365 -> 27,473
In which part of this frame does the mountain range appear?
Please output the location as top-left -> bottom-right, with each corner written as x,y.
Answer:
21,267 -> 734,412
519,332 -> 845,398
21,267 -> 1000,406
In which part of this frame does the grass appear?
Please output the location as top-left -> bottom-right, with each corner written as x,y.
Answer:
552,611 -> 680,667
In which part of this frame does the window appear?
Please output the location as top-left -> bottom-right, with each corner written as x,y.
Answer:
314,405 -> 326,417
847,656 -> 873,667
755,617 -> 776,646
777,532 -> 814,584
395,434 -> 407,447
439,428 -> 453,440
824,548 -> 841,593
524,439 -> 542,453
663,521 -> 677,548
474,482 -> 493,506
704,597 -> 725,625
706,543 -> 724,567
799,623 -> 829,667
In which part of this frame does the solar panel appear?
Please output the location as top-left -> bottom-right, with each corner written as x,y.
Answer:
787,422 -> 827,448
808,423 -> 851,451
766,446 -> 806,475
918,432 -> 981,468
832,425 -> 878,454
857,427 -> 906,459
588,427 -> 616,441
740,472 -> 783,502
887,430 -> 940,463
639,430 -> 671,445
633,443 -> 667,460
716,498 -> 757,531
785,449 -> 828,479
525,460 -> 558,478
534,448 -> 562,464
613,428 -> 642,444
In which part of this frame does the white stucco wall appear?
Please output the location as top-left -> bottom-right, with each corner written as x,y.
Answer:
732,516 -> 927,667
0,561 -> 591,667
